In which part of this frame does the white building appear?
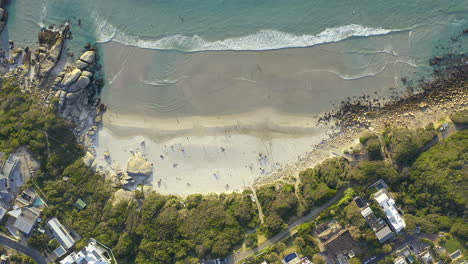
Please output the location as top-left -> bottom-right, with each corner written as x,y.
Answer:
47,217 -> 76,250
374,190 -> 406,233
61,239 -> 112,264
8,207 -> 40,235
394,256 -> 408,264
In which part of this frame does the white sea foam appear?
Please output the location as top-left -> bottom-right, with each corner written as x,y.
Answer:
38,4 -> 48,28
94,18 -> 403,52
141,79 -> 179,86
94,14 -> 118,43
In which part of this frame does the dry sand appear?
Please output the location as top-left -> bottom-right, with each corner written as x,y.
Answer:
94,108 -> 332,195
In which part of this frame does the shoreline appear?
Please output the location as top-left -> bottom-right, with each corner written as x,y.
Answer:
262,53 -> 468,186
93,53 -> 467,195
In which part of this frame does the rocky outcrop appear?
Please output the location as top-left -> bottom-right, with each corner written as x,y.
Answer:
126,152 -> 153,177
83,151 -> 95,167
52,48 -> 102,118
79,51 -> 96,64
61,68 -> 81,86
35,24 -> 69,78
4,22 -> 109,190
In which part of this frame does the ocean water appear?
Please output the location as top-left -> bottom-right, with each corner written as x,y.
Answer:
4,0 -> 468,193
7,0 -> 467,116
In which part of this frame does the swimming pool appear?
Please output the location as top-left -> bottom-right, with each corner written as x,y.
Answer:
33,197 -> 44,207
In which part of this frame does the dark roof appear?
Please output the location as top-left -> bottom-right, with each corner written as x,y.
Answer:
361,207 -> 387,232
354,197 -> 365,208
323,230 -> 360,263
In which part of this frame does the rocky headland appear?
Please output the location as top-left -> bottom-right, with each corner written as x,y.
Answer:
0,22 -> 148,188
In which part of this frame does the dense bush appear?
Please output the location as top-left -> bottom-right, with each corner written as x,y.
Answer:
450,109 -> 468,125
382,126 -> 437,167
257,184 -> 298,237
299,157 -> 348,209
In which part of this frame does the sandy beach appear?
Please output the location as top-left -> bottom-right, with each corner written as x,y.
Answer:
94,108 -> 333,195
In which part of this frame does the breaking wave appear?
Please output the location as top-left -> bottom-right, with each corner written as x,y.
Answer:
94,16 -> 405,52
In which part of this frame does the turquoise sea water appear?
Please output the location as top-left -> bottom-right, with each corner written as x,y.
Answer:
6,0 -> 468,52
4,0 -> 468,117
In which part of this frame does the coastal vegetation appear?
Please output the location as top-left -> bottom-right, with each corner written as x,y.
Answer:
1,77 -> 467,263
243,117 -> 467,263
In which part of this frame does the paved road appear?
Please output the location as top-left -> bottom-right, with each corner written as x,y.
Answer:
228,187 -> 347,264
0,234 -> 48,264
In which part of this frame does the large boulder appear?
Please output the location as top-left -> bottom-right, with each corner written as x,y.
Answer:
83,152 -> 95,167
67,83 -> 82,93
75,76 -> 90,89
65,92 -> 81,104
80,51 -> 96,64
61,69 -> 82,87
81,71 -> 93,78
75,59 -> 89,69
38,28 -> 68,78
126,152 -> 153,177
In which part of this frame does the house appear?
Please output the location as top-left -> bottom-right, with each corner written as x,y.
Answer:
2,155 -> 19,178
16,189 -> 37,207
74,199 -> 87,211
8,207 -> 40,235
0,207 -> 6,221
321,229 -> 360,264
374,190 -> 406,233
295,258 -> 312,264
353,197 -> 365,208
418,249 -> 434,264
395,245 -> 416,263
0,190 -> 13,205
394,256 -> 408,264
315,220 -> 343,246
360,206 -> 394,243
450,250 -> 463,262
375,226 -> 394,243
60,238 -> 113,264
0,173 -> 8,191
47,217 -> 77,250
281,253 -> 312,264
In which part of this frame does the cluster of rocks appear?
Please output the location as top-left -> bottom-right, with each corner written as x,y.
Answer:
2,22 -> 110,185
109,166 -> 136,188
53,51 -> 96,112
100,151 -> 153,188
34,25 -> 69,78
317,53 -> 468,129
